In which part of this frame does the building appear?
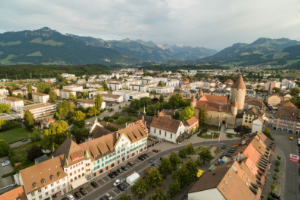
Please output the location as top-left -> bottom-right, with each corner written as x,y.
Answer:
148,86 -> 174,95
20,103 -> 56,119
272,106 -> 300,134
60,89 -> 76,99
62,86 -> 83,92
158,109 -> 175,118
101,94 -> 123,103
76,99 -> 106,109
107,81 -> 123,91
32,92 -> 49,103
183,117 -> 199,134
242,107 -> 264,129
166,80 -> 180,87
231,75 -> 246,114
265,81 -> 281,92
278,92 -> 292,101
252,117 -> 264,133
0,88 -> 9,95
88,91 -> 108,99
0,185 -> 28,200
61,73 -> 75,78
266,94 -> 281,106
244,97 -> 265,114
112,90 -> 149,101
0,97 -> 24,112
42,78 -> 57,83
149,116 -> 186,144
40,117 -> 55,129
51,88 -> 60,97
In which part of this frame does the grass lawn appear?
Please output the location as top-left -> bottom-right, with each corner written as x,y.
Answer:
201,124 -> 219,131
214,148 -> 221,156
197,132 -> 220,139
0,128 -> 30,143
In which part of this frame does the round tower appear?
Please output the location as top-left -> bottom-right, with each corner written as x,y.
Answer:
190,96 -> 196,107
231,100 -> 238,115
231,75 -> 246,114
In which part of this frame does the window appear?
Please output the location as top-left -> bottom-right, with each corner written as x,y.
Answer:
74,171 -> 76,174
31,192 -> 35,196
39,195 -> 42,199
45,186 -> 47,190
56,180 -> 59,184
82,167 -> 84,170
228,175 -> 232,179
78,169 -> 80,172
45,192 -> 48,196
51,183 -> 54,187
57,186 -> 60,190
170,134 -> 172,139
159,130 -> 161,135
38,189 -> 41,193
70,173 -> 72,176
52,189 -> 54,193
165,132 -> 166,137
224,181 -> 228,185
70,166 -> 72,169
71,179 -> 73,182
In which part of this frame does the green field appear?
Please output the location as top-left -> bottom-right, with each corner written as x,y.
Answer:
0,128 -> 30,143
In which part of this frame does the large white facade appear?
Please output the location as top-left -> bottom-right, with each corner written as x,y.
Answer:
149,123 -> 185,143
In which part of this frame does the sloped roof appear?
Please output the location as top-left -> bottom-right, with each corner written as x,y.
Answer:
231,75 -> 246,90
150,116 -> 182,134
0,186 -> 27,200
91,125 -> 112,139
159,109 -> 175,117
245,97 -> 264,107
4,97 -> 23,102
195,101 -> 231,112
32,92 -> 49,96
184,117 -> 198,126
279,100 -> 297,108
137,114 -> 154,127
203,95 -> 228,103
245,107 -> 261,116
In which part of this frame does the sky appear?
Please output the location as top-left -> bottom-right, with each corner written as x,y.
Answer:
1,0 -> 300,51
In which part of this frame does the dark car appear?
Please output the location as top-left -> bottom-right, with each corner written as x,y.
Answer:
151,163 -> 156,166
91,181 -> 98,188
270,193 -> 280,200
221,145 -> 226,150
79,188 -> 87,195
141,154 -> 147,159
121,166 -> 127,171
116,168 -> 122,173
152,149 -> 160,153
112,170 -> 119,176
143,153 -> 149,157
138,156 -> 144,161
74,191 -> 82,199
22,139 -> 28,142
99,197 -> 108,200
128,161 -> 134,167
117,184 -> 125,191
108,173 -> 115,178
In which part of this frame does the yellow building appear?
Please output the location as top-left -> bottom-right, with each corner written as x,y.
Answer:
242,107 -> 263,129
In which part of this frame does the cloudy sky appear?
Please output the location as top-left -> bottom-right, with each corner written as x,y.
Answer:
1,0 -> 300,50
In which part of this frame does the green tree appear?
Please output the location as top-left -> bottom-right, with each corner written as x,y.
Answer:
42,120 -> 69,150
159,157 -> 173,177
159,94 -> 164,103
198,107 -> 208,127
263,128 -> 274,141
69,93 -> 77,102
199,148 -> 214,164
87,106 -> 100,118
83,91 -> 89,98
148,187 -> 167,200
169,151 -> 181,169
28,129 -> 41,142
0,103 -> 11,113
272,176 -> 277,183
270,184 -> 275,193
57,100 -> 75,118
145,167 -> 163,187
178,148 -> 187,161
103,81 -> 108,91
185,159 -> 198,177
167,179 -> 181,199
273,87 -> 280,93
27,145 -> 43,161
118,193 -> 132,200
140,97 -> 152,107
27,82 -> 32,100
95,94 -> 104,111
157,81 -> 165,87
172,111 -> 180,120
17,93 -> 23,99
277,155 -> 281,161
185,143 -> 195,155
53,112 -> 59,120
234,125 -> 251,136
72,111 -> 86,128
37,82 -> 51,93
49,90 -> 57,103
291,88 -> 300,96
274,168 -> 280,176
180,106 -> 195,121
131,178 -> 149,199
0,140 -> 10,157
169,93 -> 184,108
24,110 -> 34,130
172,164 -> 193,188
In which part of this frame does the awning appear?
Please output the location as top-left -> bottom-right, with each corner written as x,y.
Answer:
71,177 -> 87,190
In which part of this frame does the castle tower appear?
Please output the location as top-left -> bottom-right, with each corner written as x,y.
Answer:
231,100 -> 238,115
198,90 -> 203,98
231,75 -> 246,114
190,96 -> 196,107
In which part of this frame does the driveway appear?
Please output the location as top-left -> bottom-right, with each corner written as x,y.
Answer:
9,139 -> 31,148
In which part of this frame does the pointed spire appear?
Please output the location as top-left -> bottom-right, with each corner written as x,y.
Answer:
231,75 -> 246,89
143,103 -> 146,115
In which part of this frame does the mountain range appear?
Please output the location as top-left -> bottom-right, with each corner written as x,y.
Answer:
0,27 -> 300,66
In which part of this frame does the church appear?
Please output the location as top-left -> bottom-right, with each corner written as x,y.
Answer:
190,75 -> 246,128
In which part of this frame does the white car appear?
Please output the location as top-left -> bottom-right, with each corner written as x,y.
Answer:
105,193 -> 113,200
67,194 -> 75,200
1,161 -> 10,167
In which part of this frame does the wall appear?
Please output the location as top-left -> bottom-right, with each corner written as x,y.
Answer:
267,96 -> 281,105
188,188 -> 225,200
194,109 -> 236,128
252,120 -> 263,133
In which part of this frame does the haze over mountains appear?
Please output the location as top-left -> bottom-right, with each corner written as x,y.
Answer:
0,27 -> 300,66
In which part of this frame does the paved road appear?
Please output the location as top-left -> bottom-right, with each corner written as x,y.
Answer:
271,130 -> 299,200
61,140 -> 235,200
9,139 -> 31,148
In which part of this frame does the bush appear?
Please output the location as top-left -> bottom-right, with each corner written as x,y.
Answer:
27,146 -> 43,161
226,133 -> 233,138
103,116 -> 112,122
113,114 -> 119,119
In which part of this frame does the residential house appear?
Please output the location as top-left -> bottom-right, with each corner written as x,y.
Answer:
0,97 -> 24,112
183,116 -> 199,134
40,117 -> 55,129
242,107 -> 264,129
112,90 -> 149,101
60,89 -> 76,99
0,185 -> 28,200
32,92 -> 49,103
252,117 -> 264,133
278,92 -> 292,101
244,97 -> 265,114
76,99 -> 106,109
266,94 -> 281,106
158,109 -> 175,118
12,89 -> 27,98
62,86 -> 83,92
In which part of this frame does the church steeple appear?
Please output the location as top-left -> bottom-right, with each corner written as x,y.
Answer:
143,103 -> 146,115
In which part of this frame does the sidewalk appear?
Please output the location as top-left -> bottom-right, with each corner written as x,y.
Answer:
261,148 -> 286,200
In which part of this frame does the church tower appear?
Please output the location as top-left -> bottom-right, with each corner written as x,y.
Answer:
190,96 -> 196,107
231,75 -> 246,114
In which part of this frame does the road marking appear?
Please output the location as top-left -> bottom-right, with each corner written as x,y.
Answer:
278,171 -> 284,178
273,185 -> 281,195
102,178 -> 106,183
111,190 -> 118,195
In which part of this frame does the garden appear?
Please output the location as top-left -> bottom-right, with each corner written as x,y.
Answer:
0,128 -> 30,143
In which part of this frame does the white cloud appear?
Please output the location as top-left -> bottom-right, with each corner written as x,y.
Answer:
0,0 -> 299,50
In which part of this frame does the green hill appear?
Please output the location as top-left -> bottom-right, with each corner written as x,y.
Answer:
0,27 -> 141,65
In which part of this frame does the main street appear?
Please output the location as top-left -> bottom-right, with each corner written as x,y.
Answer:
271,130 -> 299,200
58,140 -> 235,200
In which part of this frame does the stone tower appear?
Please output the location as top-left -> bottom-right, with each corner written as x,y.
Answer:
190,96 -> 196,107
231,75 -> 246,114
231,100 -> 238,115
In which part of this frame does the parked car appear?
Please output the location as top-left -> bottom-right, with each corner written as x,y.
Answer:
116,168 -> 122,173
221,145 -> 226,150
150,157 -> 154,163
152,149 -> 160,153
79,188 -> 87,195
151,163 -> 156,166
121,166 -> 127,171
74,191 -> 82,199
141,154 -> 147,159
117,184 -> 125,191
270,193 -> 280,200
67,194 -> 75,200
91,181 -> 98,188
1,161 -> 10,167
138,156 -> 144,161
22,139 -> 28,142
128,161 -> 134,167
105,193 -> 113,200
100,197 -> 108,200
143,153 -> 149,157
108,173 -> 115,178
112,170 -> 119,176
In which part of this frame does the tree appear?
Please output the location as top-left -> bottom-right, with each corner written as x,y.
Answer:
186,143 -> 195,155
17,93 -> 23,99
57,100 -> 75,118
140,97 -> 152,107
199,148 -> 214,164
180,106 -> 195,121
27,145 -> 43,161
24,110 -> 34,130
95,94 -> 104,111
273,87 -> 280,93
169,93 -> 184,108
42,120 -> 69,150
118,193 -> 131,200
77,93 -> 82,99
234,125 -> 251,136
0,140 -> 10,157
69,93 -> 77,102
148,187 -> 167,200
145,167 -> 163,187
49,90 -> 57,103
198,107 -> 208,127
87,106 -> 100,118
172,111 -> 180,120
37,82 -> 51,93
53,112 -> 59,120
83,91 -> 89,98
103,81 -> 108,91
72,111 -> 86,128
0,103 -> 11,113
291,88 -> 300,96
157,81 -> 165,87
272,176 -> 277,183
274,168 -> 280,176
159,157 -> 173,177
167,179 -> 181,199
277,155 -> 281,161
178,148 -> 187,161
263,128 -> 274,141
185,159 -> 198,177
270,184 -> 275,193
27,82 -> 32,99
172,164 -> 193,188
169,151 -> 181,169
159,94 -> 164,103
131,178 -> 149,199
28,129 -> 41,142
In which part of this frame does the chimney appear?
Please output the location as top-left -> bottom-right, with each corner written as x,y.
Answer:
241,139 -> 246,145
213,172 -> 216,175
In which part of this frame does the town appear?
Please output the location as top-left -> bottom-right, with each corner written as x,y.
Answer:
0,67 -> 299,200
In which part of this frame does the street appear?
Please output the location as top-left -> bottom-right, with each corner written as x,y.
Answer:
57,140 -> 235,200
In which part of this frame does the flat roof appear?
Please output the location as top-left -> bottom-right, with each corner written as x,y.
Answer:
22,102 -> 56,110
0,113 -> 21,120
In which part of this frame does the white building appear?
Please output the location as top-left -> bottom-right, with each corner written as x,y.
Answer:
166,80 -> 180,87
148,86 -> 174,95
62,86 -> 83,92
88,91 -> 108,99
42,78 -> 57,83
252,117 -> 264,133
60,89 -> 76,99
76,99 -> 106,109
20,103 -> 56,119
107,82 -> 123,91
61,73 -> 75,78
0,97 -> 24,112
32,92 -> 50,103
149,116 -> 185,144
0,88 -> 9,95
101,94 -> 124,103
112,90 -> 149,101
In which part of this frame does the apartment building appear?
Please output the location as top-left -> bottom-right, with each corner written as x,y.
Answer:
166,80 -> 180,87
272,106 -> 300,134
60,90 -> 76,99
20,103 -> 56,119
112,90 -> 149,101
76,99 -> 106,109
62,86 -> 83,92
242,107 -> 264,129
0,88 -> 9,95
0,97 -> 24,112
148,86 -> 174,95
32,92 -> 49,103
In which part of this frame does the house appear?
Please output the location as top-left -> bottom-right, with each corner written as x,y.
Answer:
0,97 -> 24,112
148,86 -> 174,95
60,89 -> 76,99
40,117 -> 55,129
107,81 -> 123,91
272,105 -> 300,133
32,92 -> 49,103
0,88 -> 9,95
112,90 -> 149,101
244,97 -> 265,114
51,88 -> 60,97
242,107 -> 264,129
76,99 -> 106,109
278,92 -> 292,101
266,94 -> 281,106
62,86 -> 83,92
158,109 -> 175,118
184,117 -> 199,134
12,89 -> 27,97
20,103 -> 56,119
149,116 -> 186,144
100,94 -> 123,103
252,117 -> 264,133
0,185 -> 28,200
